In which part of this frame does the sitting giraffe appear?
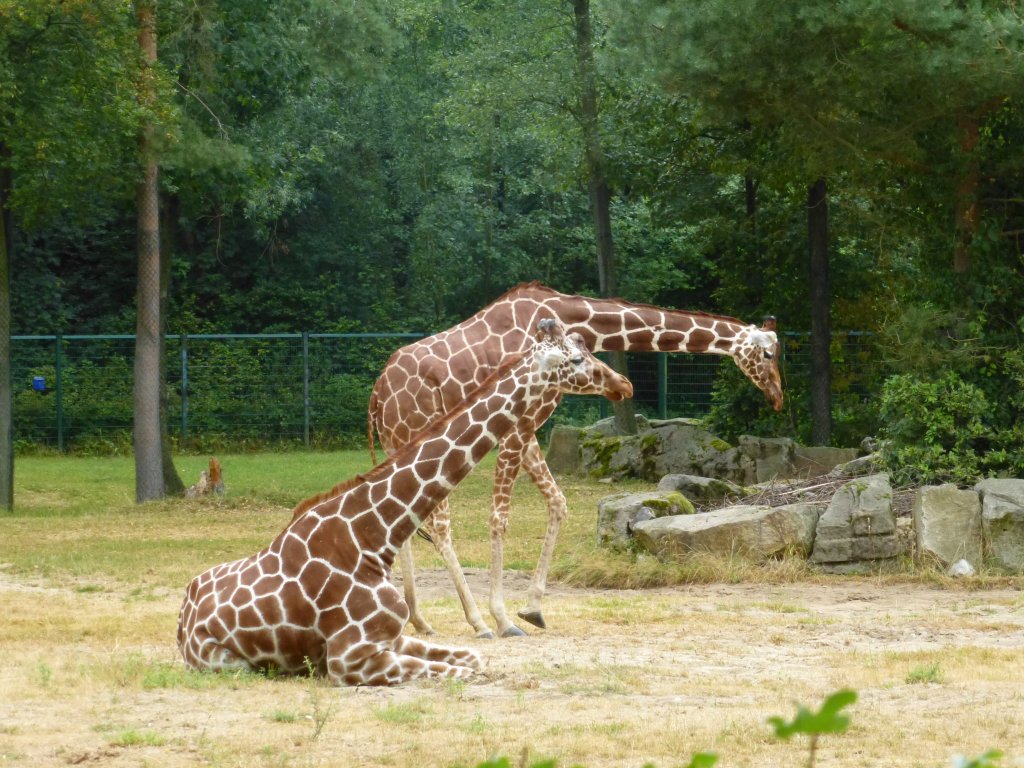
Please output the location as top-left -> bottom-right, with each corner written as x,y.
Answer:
369,281 -> 783,639
176,319 -> 632,686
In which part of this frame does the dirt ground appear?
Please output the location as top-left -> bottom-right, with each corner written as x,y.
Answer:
2,567 -> 1023,768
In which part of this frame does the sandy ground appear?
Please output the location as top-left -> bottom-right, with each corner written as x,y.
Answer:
1,568 -> 1023,768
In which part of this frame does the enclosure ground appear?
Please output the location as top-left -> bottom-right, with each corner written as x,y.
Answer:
1,566 -> 1022,768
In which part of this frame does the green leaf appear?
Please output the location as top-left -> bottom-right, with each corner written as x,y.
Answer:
683,753 -> 719,768
768,689 -> 857,740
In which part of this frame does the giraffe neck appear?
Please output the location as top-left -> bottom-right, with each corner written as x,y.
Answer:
474,283 -> 750,357
306,351 -> 540,567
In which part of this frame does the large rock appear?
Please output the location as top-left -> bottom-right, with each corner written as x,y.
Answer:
657,474 -> 747,503
792,445 -> 860,477
809,474 -> 900,570
975,479 -> 1024,572
739,436 -> 797,483
828,453 -> 881,477
583,414 -> 651,438
632,503 -> 822,561
581,418 -> 755,484
913,484 -> 982,568
596,490 -> 695,548
653,421 -> 753,483
544,426 -> 584,476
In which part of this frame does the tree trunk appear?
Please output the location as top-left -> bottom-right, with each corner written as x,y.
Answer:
134,0 -> 164,502
0,144 -> 13,511
573,0 -> 636,435
953,111 -> 981,274
808,177 -> 832,445
160,194 -> 184,495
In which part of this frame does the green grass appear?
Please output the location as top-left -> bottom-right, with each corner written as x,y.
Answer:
905,661 -> 945,685
109,729 -> 167,747
4,451 -> 1024,595
0,450 -> 619,592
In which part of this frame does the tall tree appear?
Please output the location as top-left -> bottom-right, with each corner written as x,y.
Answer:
621,0 -> 1024,441
807,177 -> 831,443
133,0 -> 166,501
573,0 -> 636,434
1,0 -> 140,504
0,144 -> 11,510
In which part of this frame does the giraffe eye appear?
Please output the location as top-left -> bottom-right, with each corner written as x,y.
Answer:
764,350 -> 774,360
570,356 -> 584,366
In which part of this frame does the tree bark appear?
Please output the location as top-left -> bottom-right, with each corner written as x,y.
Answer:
0,143 -> 13,510
573,0 -> 636,435
134,0 -> 164,502
953,111 -> 981,274
160,194 -> 184,495
808,177 -> 832,445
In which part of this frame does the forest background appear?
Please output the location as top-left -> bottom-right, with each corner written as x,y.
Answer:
2,0 -> 1024,500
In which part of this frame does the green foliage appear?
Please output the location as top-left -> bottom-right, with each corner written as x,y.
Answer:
767,689 -> 857,741
879,372 -> 988,484
954,751 -> 1005,768
879,356 -> 1024,484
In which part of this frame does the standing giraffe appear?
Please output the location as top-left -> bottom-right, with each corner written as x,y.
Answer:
369,281 -> 783,639
177,320 -> 632,686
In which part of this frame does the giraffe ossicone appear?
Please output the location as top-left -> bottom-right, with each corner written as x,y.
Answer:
369,282 -> 783,639
176,319 -> 631,686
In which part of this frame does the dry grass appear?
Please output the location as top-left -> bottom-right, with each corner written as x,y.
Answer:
2,452 -> 1024,767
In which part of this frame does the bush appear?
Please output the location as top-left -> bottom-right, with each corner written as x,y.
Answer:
878,363 -> 1024,485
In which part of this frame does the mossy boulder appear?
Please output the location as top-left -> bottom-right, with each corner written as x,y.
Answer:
596,490 -> 695,548
975,479 -> 1024,572
657,474 -> 746,503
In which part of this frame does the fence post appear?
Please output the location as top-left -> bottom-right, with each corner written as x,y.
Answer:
180,334 -> 189,443
55,335 -> 64,452
302,332 -> 310,447
658,352 -> 668,419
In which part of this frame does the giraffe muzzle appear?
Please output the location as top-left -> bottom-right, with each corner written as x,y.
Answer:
604,375 -> 633,402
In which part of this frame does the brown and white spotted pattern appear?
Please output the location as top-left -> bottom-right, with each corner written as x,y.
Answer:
369,281 -> 783,639
176,320 -> 632,686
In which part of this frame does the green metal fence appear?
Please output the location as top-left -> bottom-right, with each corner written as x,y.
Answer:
9,331 -> 873,452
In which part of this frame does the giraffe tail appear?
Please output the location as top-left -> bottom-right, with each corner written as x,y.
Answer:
415,527 -> 434,544
366,389 -> 379,466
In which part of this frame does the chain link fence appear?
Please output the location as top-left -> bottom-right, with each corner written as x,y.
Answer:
9,331 -> 874,453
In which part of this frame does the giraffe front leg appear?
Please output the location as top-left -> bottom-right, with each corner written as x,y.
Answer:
324,588 -> 478,686
398,538 -> 435,635
426,500 -> 495,639
327,638 -> 478,686
393,634 -> 484,673
515,436 -> 567,630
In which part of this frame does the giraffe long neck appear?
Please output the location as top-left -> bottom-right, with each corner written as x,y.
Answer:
315,351 -> 539,565
477,284 -> 749,357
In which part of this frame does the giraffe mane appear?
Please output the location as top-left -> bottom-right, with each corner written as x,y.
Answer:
290,348 -> 533,523
496,281 -> 748,326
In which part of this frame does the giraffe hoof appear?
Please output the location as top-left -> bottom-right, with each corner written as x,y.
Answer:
517,610 -> 546,629
476,630 -> 496,640
500,625 -> 527,638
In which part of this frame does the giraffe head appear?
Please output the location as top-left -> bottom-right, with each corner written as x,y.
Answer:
535,319 -> 634,401
731,317 -> 784,411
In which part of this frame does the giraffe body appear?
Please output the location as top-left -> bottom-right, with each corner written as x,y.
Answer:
177,320 -> 631,686
369,282 -> 782,638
